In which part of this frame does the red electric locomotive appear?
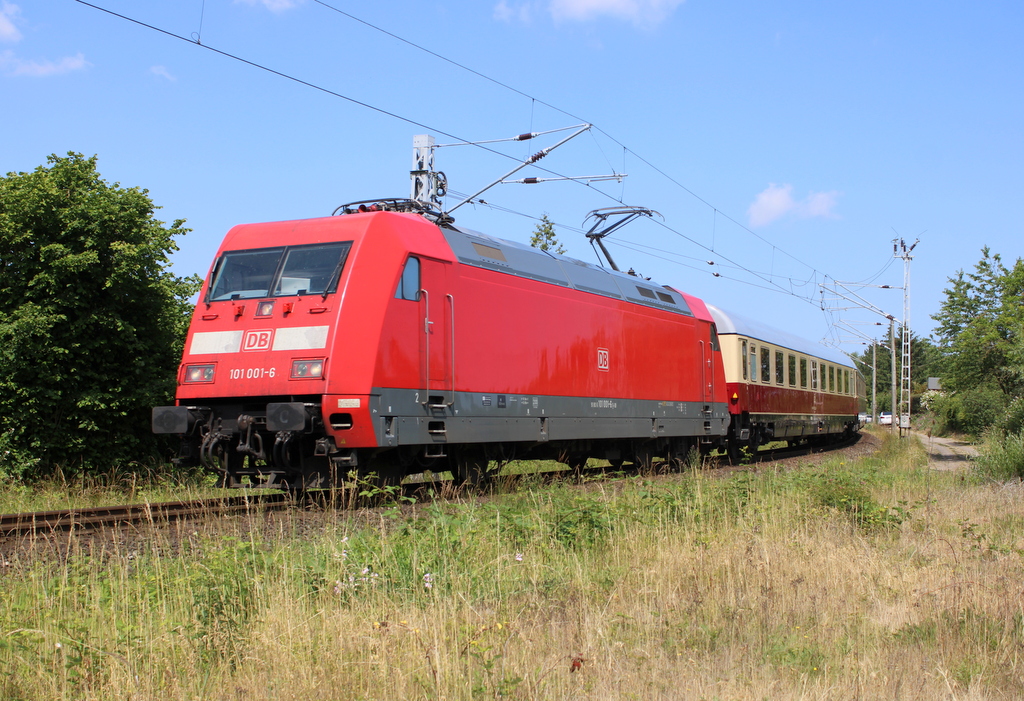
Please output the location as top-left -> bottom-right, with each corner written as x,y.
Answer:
707,304 -> 864,461
153,201 -> 732,488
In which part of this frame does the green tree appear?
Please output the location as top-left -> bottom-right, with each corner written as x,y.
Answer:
932,248 -> 1024,395
929,248 -> 1024,434
529,214 -> 566,254
0,153 -> 201,477
853,332 -> 941,413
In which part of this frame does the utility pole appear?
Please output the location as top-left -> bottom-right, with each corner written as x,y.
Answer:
894,238 -> 918,436
890,319 -> 898,435
818,239 -> 915,438
871,342 -> 877,425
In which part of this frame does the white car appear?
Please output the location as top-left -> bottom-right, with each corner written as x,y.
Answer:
879,412 -> 893,425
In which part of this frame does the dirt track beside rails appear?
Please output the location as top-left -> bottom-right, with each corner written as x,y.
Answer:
911,430 -> 979,471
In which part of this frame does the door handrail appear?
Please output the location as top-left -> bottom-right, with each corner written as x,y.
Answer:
447,293 -> 455,407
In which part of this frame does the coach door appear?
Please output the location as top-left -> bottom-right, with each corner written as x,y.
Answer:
700,324 -> 719,406
419,257 -> 454,408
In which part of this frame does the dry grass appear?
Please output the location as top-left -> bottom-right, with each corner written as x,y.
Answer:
2,434 -> 1023,699
0,463 -> 230,514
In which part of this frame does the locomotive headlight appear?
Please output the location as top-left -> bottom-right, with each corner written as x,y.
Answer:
184,364 -> 216,383
291,359 -> 324,379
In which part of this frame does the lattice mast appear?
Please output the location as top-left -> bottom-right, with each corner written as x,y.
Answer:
894,239 -> 918,435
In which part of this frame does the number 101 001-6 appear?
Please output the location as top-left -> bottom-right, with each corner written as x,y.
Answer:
230,367 -> 276,380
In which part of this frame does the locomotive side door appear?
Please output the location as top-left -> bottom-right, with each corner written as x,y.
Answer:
706,323 -> 720,403
418,257 -> 454,407
699,323 -> 718,407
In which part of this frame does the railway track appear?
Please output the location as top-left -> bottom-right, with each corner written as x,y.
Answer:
0,493 -> 292,539
0,434 -> 862,540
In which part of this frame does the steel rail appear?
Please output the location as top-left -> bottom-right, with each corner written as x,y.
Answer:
0,434 -> 860,539
0,493 -> 292,538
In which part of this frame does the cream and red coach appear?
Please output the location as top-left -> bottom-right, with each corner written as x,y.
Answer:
153,207 -> 732,488
707,304 -> 864,460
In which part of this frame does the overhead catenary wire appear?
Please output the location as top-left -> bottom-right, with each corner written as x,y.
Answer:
74,0 -> 888,316
303,1 -> 842,304
72,0 -> 598,191
446,188 -> 841,299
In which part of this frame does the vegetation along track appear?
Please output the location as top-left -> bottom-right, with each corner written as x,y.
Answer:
0,493 -> 292,540
0,434 -> 863,542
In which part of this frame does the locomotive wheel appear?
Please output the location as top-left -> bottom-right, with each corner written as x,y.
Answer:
727,439 -> 755,466
561,454 -> 590,478
353,463 -> 401,491
453,450 -> 492,488
666,440 -> 694,472
633,443 -> 656,471
727,440 -> 741,465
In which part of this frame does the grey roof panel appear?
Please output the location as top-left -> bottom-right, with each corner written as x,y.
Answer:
444,225 -> 692,315
707,303 -> 852,366
443,227 -> 570,287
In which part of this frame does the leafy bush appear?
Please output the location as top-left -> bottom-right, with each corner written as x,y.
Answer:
975,431 -> 1024,482
805,469 -> 910,529
0,154 -> 200,477
550,493 -> 612,548
928,384 -> 1004,436
990,396 -> 1024,437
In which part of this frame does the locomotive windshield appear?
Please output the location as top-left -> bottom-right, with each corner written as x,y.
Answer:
207,242 -> 353,301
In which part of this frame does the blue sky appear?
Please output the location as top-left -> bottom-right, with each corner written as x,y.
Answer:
3,0 -> 1022,353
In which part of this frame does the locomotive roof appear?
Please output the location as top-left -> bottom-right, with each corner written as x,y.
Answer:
444,223 -> 710,320
706,303 -> 853,367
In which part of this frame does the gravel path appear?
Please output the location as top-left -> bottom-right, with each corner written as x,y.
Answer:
912,431 -> 979,471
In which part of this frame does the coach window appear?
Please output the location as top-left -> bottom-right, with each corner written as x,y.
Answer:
800,358 -> 808,388
760,346 -> 771,383
395,256 -> 421,301
828,366 -> 835,393
775,350 -> 784,385
844,370 -> 850,395
788,354 -> 797,387
741,340 -> 748,380
750,345 -> 758,382
811,360 -> 818,390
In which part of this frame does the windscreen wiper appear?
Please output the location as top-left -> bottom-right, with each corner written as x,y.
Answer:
322,255 -> 346,300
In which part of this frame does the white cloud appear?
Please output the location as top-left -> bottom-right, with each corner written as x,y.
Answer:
748,183 -> 795,227
234,0 -> 303,13
0,2 -> 22,43
150,65 -> 176,82
800,190 -> 840,219
0,4 -> 89,78
747,183 -> 840,227
494,0 -> 533,23
0,50 -> 89,77
549,0 -> 684,26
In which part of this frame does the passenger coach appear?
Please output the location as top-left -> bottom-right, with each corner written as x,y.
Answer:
708,304 -> 864,460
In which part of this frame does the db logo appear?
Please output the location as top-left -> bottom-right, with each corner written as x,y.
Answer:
597,348 -> 610,372
242,329 -> 274,352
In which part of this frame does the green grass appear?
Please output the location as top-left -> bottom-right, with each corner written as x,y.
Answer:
0,463 -> 234,514
2,434 -> 1024,699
